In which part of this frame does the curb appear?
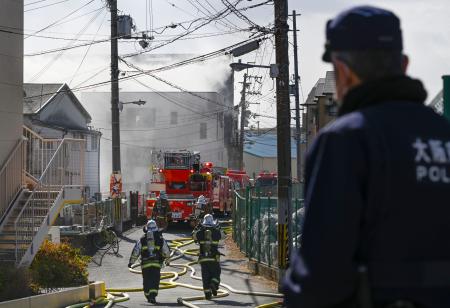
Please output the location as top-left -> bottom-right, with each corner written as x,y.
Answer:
0,281 -> 105,308
248,260 -> 279,282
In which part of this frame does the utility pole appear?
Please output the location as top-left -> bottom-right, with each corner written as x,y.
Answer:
274,0 -> 292,289
239,73 -> 249,170
110,0 -> 120,173
109,0 -> 122,234
291,11 -> 301,182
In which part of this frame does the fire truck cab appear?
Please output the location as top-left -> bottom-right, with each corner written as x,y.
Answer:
226,169 -> 250,192
147,151 -> 201,223
255,171 -> 277,196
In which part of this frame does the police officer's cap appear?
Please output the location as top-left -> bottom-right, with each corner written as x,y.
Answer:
323,6 -> 403,62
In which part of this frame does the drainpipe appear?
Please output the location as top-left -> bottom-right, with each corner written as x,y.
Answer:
443,75 -> 450,121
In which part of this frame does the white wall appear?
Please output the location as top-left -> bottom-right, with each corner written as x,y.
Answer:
84,133 -> 100,198
0,0 -> 23,166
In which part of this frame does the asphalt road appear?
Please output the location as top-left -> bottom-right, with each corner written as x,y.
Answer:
88,223 -> 281,308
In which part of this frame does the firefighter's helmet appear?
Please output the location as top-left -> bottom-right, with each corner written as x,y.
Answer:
197,195 -> 207,205
202,214 -> 216,227
159,191 -> 168,200
146,219 -> 158,232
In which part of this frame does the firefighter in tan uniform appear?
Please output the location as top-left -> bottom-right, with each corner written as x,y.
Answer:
192,214 -> 222,300
151,191 -> 171,230
128,220 -> 170,304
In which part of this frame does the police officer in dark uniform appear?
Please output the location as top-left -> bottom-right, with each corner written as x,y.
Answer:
193,214 -> 222,300
151,191 -> 171,230
128,220 -> 170,304
283,6 -> 450,308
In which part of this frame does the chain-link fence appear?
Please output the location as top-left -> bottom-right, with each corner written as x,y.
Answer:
232,184 -> 305,267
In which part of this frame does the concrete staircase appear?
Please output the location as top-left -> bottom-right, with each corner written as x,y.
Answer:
0,191 -> 60,263
0,127 -> 85,267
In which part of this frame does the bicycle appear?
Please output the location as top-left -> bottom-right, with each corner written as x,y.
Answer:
91,216 -> 120,265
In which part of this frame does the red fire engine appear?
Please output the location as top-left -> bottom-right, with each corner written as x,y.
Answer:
255,171 -> 277,196
200,163 -> 233,215
226,169 -> 250,191
146,150 -> 212,224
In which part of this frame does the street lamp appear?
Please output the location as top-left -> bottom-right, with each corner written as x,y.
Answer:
229,59 -> 271,72
118,99 -> 146,112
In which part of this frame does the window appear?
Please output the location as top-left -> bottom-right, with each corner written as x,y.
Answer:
169,182 -> 186,190
126,108 -> 156,128
200,122 -> 207,139
91,134 -> 98,151
170,111 -> 178,125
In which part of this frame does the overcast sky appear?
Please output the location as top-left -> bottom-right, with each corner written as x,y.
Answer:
23,0 -> 450,128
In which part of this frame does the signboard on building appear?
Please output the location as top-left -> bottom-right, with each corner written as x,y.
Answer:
110,172 -> 122,198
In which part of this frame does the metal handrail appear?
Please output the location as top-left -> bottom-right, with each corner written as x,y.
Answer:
22,125 -> 62,181
13,140 -> 66,227
0,138 -> 26,221
14,137 -> 85,264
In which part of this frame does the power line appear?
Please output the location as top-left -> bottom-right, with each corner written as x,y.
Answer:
220,0 -> 266,31
25,0 -> 54,6
69,11 -> 108,86
203,0 -> 242,30
24,35 -> 267,99
188,0 -> 241,32
25,0 -> 71,12
23,1 -> 268,56
29,8 -> 105,82
25,0 -> 97,39
130,77 -> 221,119
120,57 -> 233,110
122,0 -> 242,58
23,25 -> 252,57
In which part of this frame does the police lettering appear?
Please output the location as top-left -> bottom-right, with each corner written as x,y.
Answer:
413,138 -> 450,183
416,165 -> 450,183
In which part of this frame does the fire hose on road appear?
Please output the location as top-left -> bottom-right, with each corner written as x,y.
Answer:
66,229 -> 283,308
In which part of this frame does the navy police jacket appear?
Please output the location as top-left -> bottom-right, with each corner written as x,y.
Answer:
283,76 -> 450,308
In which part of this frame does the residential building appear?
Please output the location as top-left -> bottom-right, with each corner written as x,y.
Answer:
81,91 -> 235,193
23,83 -> 101,199
303,71 -> 337,148
0,3 -> 86,267
243,132 -> 298,180
0,0 -> 23,168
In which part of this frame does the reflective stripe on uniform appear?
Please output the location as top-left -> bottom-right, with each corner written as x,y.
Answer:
199,258 -> 218,263
211,278 -> 220,283
142,262 -> 161,269
145,289 -> 158,295
142,246 -> 160,251
199,241 -> 219,244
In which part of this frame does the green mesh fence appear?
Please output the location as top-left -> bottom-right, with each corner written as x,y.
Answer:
232,184 -> 304,267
